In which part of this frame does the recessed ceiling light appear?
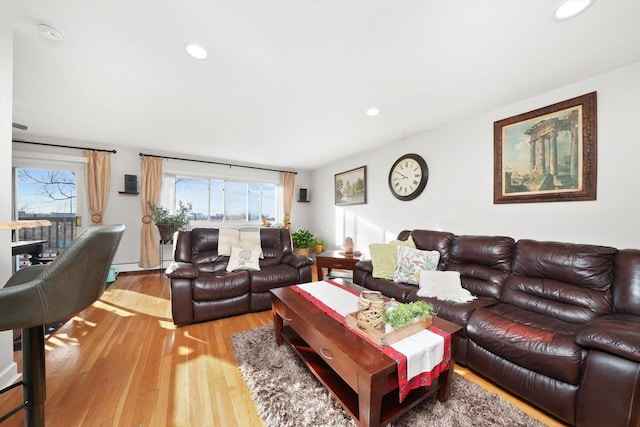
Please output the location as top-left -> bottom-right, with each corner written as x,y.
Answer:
551,0 -> 596,21
185,43 -> 208,60
37,23 -> 63,43
366,107 -> 380,117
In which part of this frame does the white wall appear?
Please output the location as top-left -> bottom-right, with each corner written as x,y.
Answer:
0,17 -> 19,389
309,61 -> 640,256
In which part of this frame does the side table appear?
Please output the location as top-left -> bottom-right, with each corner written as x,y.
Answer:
315,250 -> 361,281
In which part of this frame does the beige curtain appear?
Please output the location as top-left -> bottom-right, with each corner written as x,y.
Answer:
139,156 -> 163,268
84,151 -> 111,226
282,172 -> 295,224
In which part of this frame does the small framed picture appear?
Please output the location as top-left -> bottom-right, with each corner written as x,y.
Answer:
335,166 -> 367,206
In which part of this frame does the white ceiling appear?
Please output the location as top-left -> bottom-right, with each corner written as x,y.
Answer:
2,0 -> 640,171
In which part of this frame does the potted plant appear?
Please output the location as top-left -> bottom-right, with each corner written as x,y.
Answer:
313,237 -> 326,254
291,229 -> 315,257
149,201 -> 192,242
381,300 -> 435,331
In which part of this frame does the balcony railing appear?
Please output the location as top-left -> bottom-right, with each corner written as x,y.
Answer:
16,215 -> 77,258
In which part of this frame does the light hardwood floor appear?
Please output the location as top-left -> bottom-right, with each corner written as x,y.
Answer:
0,271 -> 566,426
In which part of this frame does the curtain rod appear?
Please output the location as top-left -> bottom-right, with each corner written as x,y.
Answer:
139,152 -> 297,175
13,139 -> 117,154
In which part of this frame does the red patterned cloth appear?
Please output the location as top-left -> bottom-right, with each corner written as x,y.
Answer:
291,280 -> 452,402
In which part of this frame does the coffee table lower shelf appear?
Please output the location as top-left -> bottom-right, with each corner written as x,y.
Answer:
281,325 -> 442,426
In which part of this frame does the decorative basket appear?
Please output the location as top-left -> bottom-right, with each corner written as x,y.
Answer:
346,312 -> 432,346
356,291 -> 386,331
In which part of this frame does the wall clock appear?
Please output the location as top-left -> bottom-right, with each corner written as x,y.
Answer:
388,153 -> 429,201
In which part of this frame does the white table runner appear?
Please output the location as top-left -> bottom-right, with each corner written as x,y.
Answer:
296,281 -> 445,379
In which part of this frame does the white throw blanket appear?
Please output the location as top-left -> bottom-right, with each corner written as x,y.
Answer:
417,270 -> 477,302
296,281 -> 444,379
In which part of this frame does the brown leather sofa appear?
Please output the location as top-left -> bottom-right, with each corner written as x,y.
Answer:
166,227 -> 312,326
354,229 -> 640,427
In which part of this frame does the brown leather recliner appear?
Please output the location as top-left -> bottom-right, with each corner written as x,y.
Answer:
166,227 -> 312,326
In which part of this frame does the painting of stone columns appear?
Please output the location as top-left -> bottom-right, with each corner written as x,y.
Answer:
493,92 -> 597,204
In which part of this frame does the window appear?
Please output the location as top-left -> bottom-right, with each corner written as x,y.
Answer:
14,167 -> 80,257
166,175 -> 277,226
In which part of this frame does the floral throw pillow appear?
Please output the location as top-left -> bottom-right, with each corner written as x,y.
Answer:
393,245 -> 440,285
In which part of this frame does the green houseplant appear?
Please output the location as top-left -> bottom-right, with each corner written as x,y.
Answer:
313,237 -> 326,254
149,201 -> 192,242
381,300 -> 435,330
291,229 -> 315,257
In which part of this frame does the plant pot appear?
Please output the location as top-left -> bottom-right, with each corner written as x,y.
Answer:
156,223 -> 175,243
294,248 -> 310,257
314,244 -> 324,253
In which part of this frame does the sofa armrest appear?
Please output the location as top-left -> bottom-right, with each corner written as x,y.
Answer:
165,262 -> 199,279
575,314 -> 640,363
282,253 -> 313,269
355,260 -> 373,274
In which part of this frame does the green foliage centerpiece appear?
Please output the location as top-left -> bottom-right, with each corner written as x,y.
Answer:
382,300 -> 435,330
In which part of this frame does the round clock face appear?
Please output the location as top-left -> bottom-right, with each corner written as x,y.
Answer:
388,154 -> 429,201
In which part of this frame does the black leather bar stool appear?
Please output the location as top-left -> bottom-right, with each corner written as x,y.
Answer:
0,224 -> 125,427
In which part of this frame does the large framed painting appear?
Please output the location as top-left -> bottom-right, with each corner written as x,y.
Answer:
494,92 -> 597,204
335,165 -> 367,206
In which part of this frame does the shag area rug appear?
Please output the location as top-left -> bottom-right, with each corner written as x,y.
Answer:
231,325 -> 546,427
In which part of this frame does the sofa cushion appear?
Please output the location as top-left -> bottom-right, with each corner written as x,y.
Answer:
369,236 -> 415,280
190,228 -> 220,254
393,245 -> 439,284
404,230 -> 455,269
450,235 -> 515,272
408,293 -> 498,336
501,239 -> 617,323
502,274 -> 613,324
260,228 -> 287,266
227,246 -> 260,272
612,249 -> 640,316
446,235 -> 515,299
191,271 -> 250,301
575,314 -> 640,362
190,228 -> 229,271
511,239 -> 617,291
467,303 -> 584,385
193,258 -> 228,273
250,265 -> 300,293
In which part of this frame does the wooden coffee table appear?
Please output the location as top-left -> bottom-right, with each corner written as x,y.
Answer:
270,279 -> 462,427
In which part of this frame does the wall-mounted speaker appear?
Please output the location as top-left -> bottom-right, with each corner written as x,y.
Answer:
298,188 -> 309,202
124,174 -> 138,193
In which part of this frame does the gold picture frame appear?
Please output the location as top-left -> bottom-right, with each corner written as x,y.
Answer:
494,92 -> 597,204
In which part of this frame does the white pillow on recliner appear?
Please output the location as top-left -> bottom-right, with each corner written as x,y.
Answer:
417,270 -> 476,302
226,246 -> 261,272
